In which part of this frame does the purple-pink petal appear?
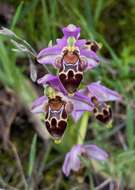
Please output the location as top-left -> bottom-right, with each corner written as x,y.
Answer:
87,82 -> 122,102
71,98 -> 92,112
38,74 -> 57,85
62,144 -> 108,176
56,38 -> 67,48
85,57 -> 99,70
37,46 -> 61,65
75,39 -> 86,47
80,49 -> 100,62
69,145 -> 83,170
38,74 -> 67,95
62,145 -> 84,176
31,96 -> 47,113
62,152 -> 72,177
62,24 -> 80,39
74,91 -> 93,106
84,144 -> 108,161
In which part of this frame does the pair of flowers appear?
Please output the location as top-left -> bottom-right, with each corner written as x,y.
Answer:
31,24 -> 121,176
32,24 -> 121,140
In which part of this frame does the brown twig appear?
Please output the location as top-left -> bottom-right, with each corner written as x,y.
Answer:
95,178 -> 112,190
8,142 -> 28,190
0,175 -> 19,190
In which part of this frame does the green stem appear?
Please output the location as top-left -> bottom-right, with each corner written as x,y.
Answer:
77,112 -> 90,144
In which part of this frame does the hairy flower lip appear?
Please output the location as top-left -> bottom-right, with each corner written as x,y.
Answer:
62,144 -> 108,176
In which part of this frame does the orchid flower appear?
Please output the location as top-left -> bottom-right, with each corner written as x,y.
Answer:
76,81 -> 122,123
37,24 -> 100,94
31,74 -> 91,140
62,144 -> 108,176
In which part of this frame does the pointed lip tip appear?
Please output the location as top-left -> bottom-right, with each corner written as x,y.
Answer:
53,137 -> 63,144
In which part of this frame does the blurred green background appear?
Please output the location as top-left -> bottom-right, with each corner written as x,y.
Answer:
0,0 -> 135,189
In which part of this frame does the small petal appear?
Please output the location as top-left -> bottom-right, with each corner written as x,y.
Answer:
62,145 -> 84,176
87,82 -> 122,102
31,96 -> 47,113
80,49 -> 100,62
38,74 -> 57,85
29,59 -> 37,82
56,38 -> 67,48
84,144 -> 108,161
70,145 -> 83,171
38,74 -> 67,95
74,91 -> 93,107
62,24 -> 80,39
76,39 -> 86,47
62,152 -> 72,176
85,57 -> 99,70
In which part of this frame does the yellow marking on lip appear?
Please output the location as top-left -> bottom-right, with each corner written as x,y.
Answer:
54,139 -> 62,144
67,46 -> 76,52
105,120 -> 113,128
68,92 -> 75,97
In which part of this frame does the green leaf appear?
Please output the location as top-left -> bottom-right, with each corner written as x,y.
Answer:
97,33 -> 121,63
94,0 -> 104,25
28,134 -> 37,177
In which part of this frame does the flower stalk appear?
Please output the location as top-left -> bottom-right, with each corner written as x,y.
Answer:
77,112 -> 90,144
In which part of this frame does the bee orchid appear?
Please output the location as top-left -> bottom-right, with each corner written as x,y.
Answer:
31,74 -> 91,140
37,24 -> 100,95
78,82 -> 122,123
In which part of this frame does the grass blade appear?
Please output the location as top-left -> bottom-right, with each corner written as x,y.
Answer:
126,106 -> 134,149
11,2 -> 24,30
28,134 -> 37,177
94,0 -> 104,25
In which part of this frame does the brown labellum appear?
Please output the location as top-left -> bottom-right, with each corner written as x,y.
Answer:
91,96 -> 112,124
56,49 -> 86,95
45,96 -> 71,139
